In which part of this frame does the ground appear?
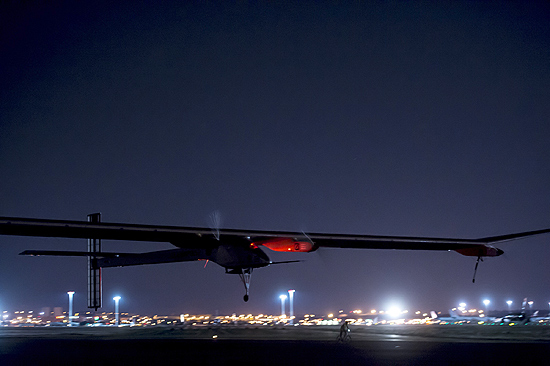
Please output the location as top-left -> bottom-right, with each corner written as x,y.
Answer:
1,325 -> 549,365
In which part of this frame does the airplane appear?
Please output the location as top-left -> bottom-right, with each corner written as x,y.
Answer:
430,310 -> 495,324
494,313 -> 529,324
527,311 -> 550,323
0,214 -> 549,309
494,298 -> 550,324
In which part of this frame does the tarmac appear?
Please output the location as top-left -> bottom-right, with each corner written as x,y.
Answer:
1,325 -> 549,365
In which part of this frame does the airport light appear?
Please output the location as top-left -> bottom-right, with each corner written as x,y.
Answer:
279,294 -> 287,318
506,300 -> 513,312
288,290 -> 295,324
67,291 -> 75,325
387,307 -> 400,318
113,296 -> 121,326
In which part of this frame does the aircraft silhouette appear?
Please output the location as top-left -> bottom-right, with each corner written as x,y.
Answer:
1,214 -> 549,308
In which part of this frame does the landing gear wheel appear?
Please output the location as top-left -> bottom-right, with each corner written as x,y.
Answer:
238,268 -> 253,302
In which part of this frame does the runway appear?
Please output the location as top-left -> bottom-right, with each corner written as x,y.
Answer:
1,325 -> 549,365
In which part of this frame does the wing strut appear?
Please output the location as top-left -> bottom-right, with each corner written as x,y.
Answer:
87,213 -> 102,310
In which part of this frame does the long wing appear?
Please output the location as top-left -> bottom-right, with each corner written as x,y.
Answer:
1,216 -> 549,255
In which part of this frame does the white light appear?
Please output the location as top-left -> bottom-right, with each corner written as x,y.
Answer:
387,307 -> 400,317
279,294 -> 287,318
483,299 -> 490,306
67,291 -> 75,325
113,296 -> 121,326
506,300 -> 513,305
288,290 -> 295,325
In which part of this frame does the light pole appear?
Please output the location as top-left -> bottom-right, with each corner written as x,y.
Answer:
288,289 -> 295,324
506,300 -> 513,312
528,301 -> 534,314
279,294 -> 287,319
113,296 -> 121,326
67,291 -> 75,325
483,299 -> 490,316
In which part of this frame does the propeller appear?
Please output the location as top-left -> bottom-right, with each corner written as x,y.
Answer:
204,210 -> 223,269
301,228 -> 329,266
209,210 -> 222,241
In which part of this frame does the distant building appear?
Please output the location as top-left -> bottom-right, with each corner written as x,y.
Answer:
53,307 -> 63,318
41,307 -> 52,321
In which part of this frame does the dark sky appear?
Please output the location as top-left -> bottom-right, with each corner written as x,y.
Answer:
1,2 -> 550,316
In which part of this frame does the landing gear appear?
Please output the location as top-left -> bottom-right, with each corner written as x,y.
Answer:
225,267 -> 254,301
472,255 -> 483,283
238,268 -> 252,302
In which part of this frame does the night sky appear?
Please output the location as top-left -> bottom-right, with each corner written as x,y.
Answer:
1,2 -> 549,316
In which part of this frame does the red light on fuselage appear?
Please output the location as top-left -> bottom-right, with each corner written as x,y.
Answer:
256,238 -> 314,252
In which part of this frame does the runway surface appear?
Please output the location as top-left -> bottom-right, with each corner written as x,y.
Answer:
1,325 -> 549,365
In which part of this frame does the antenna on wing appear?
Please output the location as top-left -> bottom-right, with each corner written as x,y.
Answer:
209,210 -> 222,240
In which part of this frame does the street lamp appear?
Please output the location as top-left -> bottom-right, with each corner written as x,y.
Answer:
528,301 -> 534,314
113,296 -> 121,326
506,300 -> 513,312
279,294 -> 287,318
67,291 -> 75,325
288,290 -> 295,324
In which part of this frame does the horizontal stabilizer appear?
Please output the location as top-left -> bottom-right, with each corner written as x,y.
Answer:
20,248 -> 208,268
20,250 -> 120,257
269,260 -> 302,265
